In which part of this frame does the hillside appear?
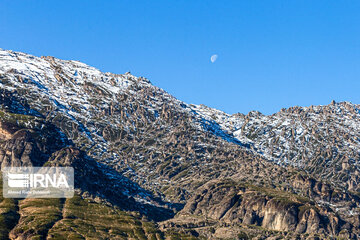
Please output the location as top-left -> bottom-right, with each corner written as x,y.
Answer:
0,48 -> 359,239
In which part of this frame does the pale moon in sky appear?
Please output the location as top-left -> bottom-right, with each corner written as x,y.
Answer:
210,54 -> 218,63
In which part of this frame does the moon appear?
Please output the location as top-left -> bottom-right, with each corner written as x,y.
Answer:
210,54 -> 218,63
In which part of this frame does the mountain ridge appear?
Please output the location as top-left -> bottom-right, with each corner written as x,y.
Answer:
0,48 -> 359,239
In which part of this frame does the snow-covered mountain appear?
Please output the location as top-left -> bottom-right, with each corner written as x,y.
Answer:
0,48 -> 360,239
193,101 -> 360,191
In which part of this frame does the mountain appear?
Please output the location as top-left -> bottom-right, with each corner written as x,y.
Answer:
193,101 -> 360,191
0,48 -> 359,239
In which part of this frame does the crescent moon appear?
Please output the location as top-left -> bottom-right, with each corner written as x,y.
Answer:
210,54 -> 218,63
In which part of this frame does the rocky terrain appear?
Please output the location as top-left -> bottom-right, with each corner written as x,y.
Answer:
0,48 -> 359,239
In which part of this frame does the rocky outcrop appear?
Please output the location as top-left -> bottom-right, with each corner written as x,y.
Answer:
0,122 -> 16,140
171,180 -> 360,239
0,129 -> 47,168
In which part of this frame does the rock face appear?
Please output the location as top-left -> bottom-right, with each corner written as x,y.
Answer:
174,180 -> 359,238
0,48 -> 359,239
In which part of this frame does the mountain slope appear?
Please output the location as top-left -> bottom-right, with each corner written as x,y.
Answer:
0,48 -> 359,239
193,101 -> 360,192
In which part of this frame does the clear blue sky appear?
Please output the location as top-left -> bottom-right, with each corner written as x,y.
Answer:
1,1 -> 359,114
